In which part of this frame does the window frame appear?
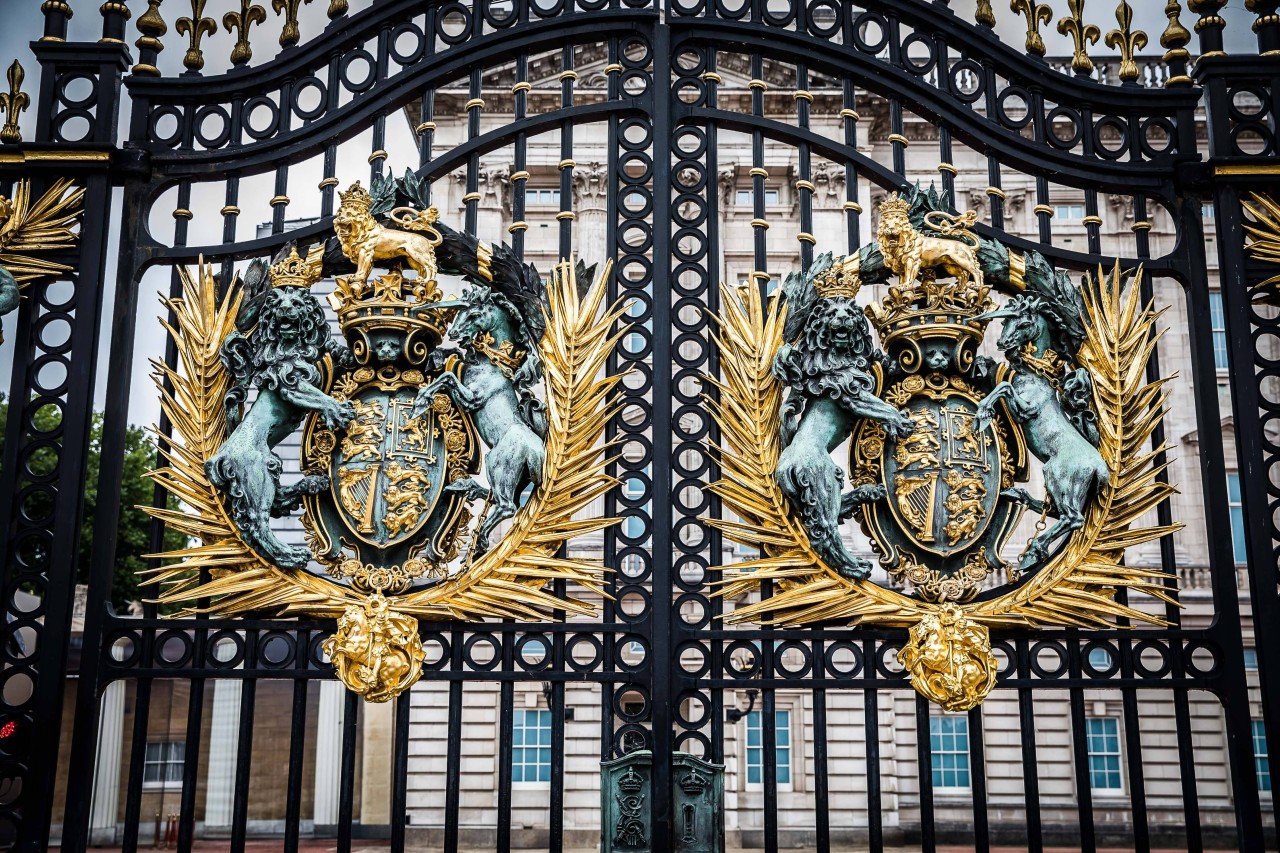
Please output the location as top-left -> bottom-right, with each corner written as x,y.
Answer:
1227,472 -> 1248,566
929,714 -> 973,792
510,707 -> 554,786
1084,716 -> 1125,795
525,187 -> 561,207
142,740 -> 186,789
741,707 -> 795,792
1254,719 -> 1272,794
1209,290 -> 1229,372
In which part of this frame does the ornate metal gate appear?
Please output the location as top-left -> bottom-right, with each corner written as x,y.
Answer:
3,1 -> 1280,851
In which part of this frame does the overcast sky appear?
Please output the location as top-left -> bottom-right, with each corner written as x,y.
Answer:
0,0 -> 1262,425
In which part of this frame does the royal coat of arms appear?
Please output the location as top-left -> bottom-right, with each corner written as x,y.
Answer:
145,170 -> 627,701
712,185 -> 1180,711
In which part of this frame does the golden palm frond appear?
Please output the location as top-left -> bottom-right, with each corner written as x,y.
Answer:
399,258 -> 628,619
0,178 -> 84,283
710,263 -> 1179,630
143,256 -> 626,621
972,263 -> 1181,627
707,280 -> 925,627
1242,192 -> 1280,298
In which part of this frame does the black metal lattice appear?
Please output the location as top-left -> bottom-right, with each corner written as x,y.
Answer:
2,1 -> 1279,852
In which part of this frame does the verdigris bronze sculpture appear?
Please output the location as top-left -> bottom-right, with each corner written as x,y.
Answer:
712,185 -> 1180,710
145,169 -> 628,701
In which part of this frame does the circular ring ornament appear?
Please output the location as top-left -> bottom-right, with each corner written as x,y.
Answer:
709,189 -> 1179,712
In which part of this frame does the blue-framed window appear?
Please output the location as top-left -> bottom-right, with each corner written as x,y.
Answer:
1254,720 -> 1271,793
1087,647 -> 1113,670
1246,648 -> 1259,670
512,709 -> 553,783
929,716 -> 971,790
1227,473 -> 1247,565
1086,717 -> 1123,792
744,710 -> 791,786
1209,291 -> 1229,371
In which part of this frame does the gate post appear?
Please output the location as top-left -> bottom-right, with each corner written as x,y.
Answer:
0,12 -> 127,852
1194,5 -> 1280,847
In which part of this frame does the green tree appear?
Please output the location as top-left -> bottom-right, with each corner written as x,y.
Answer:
0,398 -> 186,611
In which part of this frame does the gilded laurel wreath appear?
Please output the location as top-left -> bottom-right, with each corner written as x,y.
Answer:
143,257 -> 625,623
709,261 -> 1179,708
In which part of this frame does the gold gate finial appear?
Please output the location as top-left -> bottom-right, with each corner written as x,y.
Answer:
1105,0 -> 1149,83
271,0 -> 310,47
1010,0 -> 1053,56
175,0 -> 216,71
1058,0 -> 1101,74
1161,1 -> 1194,86
224,0 -> 267,66
0,61 -> 28,144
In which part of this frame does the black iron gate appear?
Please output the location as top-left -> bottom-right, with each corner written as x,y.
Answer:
4,1 -> 1280,851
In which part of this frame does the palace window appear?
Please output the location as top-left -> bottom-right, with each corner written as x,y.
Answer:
744,710 -> 792,787
512,709 -> 553,783
1227,473 -> 1247,565
143,741 -> 185,786
1246,648 -> 1259,670
1085,717 -> 1123,792
1253,720 -> 1271,793
736,188 -> 780,206
1054,203 -> 1086,220
525,188 -> 561,206
1087,647 -> 1114,670
1209,291 -> 1229,370
929,716 -> 971,790
1203,203 -> 1216,220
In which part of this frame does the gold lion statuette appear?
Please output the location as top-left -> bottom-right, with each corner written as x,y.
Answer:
322,594 -> 426,702
897,603 -> 998,712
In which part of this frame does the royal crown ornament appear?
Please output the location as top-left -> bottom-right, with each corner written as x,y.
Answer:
143,169 -> 631,702
711,183 -> 1180,712
269,242 -> 326,289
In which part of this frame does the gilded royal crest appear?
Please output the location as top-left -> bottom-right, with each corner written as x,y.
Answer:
144,168 -> 629,701
712,184 -> 1180,710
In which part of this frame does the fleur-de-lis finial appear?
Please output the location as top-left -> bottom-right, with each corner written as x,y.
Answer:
975,0 -> 996,27
1105,0 -> 1149,84
327,0 -> 348,17
272,0 -> 311,47
1011,0 -> 1053,56
175,0 -> 216,71
1057,0 -> 1101,74
224,0 -> 267,65
0,61 -> 29,145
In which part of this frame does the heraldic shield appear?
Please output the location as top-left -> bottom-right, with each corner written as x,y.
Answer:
301,361 -> 480,579
874,379 -> 1003,560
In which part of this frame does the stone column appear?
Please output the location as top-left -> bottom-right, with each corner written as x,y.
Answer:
476,164 -> 511,243
809,161 -> 847,250
572,162 -> 610,269
87,674 -> 125,845
313,680 -> 346,828
360,698 -> 394,828
203,640 -> 242,830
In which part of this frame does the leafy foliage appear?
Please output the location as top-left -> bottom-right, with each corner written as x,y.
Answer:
0,396 -> 185,611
